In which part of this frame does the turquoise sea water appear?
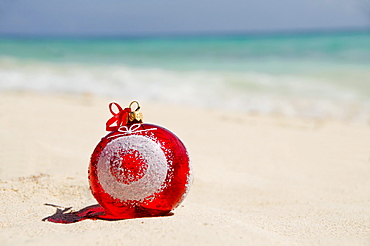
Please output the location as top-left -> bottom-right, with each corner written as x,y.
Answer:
0,31 -> 369,122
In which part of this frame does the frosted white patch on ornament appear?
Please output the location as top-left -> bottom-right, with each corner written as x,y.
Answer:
97,135 -> 168,201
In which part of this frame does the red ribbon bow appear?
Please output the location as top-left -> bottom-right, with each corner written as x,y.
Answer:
106,102 -> 132,131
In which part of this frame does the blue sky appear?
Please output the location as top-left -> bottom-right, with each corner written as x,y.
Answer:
0,0 -> 368,36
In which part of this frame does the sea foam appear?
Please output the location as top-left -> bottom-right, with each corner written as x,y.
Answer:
1,57 -> 369,123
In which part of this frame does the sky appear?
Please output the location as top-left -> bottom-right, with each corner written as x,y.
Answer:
0,0 -> 369,36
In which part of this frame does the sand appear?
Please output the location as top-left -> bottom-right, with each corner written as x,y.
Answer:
0,92 -> 369,245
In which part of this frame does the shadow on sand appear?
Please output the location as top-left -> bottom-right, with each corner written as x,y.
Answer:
42,203 -> 173,224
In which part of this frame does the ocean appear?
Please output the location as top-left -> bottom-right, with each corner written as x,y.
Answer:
0,31 -> 369,123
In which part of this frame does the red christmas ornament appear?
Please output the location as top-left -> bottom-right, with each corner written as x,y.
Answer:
88,101 -> 192,219
44,101 -> 192,223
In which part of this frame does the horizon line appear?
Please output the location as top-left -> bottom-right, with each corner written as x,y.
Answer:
0,26 -> 369,40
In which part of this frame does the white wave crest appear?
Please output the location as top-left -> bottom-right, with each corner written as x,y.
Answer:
0,58 -> 369,123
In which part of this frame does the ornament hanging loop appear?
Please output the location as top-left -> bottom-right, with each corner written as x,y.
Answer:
128,101 -> 143,124
129,101 -> 140,112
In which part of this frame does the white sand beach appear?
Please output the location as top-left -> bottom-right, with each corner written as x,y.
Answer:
0,92 -> 369,245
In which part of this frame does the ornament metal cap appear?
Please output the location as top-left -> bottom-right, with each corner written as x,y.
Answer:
128,101 -> 143,124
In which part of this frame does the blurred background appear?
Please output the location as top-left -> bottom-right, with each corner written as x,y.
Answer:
0,0 -> 369,122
